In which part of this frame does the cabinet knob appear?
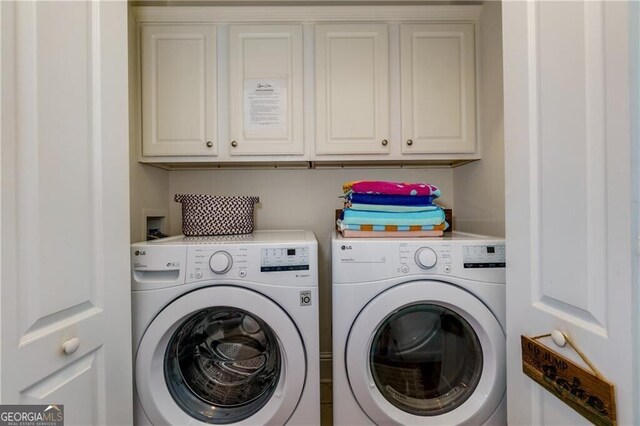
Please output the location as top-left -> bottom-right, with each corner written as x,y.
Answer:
61,337 -> 80,355
206,141 -> 213,148
231,140 -> 238,148
406,139 -> 413,146
381,139 -> 388,147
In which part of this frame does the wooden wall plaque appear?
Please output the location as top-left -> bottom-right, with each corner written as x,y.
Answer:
521,336 -> 616,426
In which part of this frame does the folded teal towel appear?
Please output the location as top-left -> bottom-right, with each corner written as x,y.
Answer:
341,208 -> 445,226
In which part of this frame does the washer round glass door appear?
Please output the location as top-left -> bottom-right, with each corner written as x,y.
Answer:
346,281 -> 505,426
136,286 -> 306,425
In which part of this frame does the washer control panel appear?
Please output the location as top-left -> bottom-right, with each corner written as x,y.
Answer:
260,247 -> 309,272
188,246 -> 249,281
185,243 -> 315,285
463,244 -> 506,268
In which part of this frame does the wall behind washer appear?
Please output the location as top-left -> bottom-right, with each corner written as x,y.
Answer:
168,168 -> 454,354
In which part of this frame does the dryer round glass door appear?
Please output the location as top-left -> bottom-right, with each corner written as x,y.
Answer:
346,280 -> 505,426
136,286 -> 306,425
370,304 -> 483,416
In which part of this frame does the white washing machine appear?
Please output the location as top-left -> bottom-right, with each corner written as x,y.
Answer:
332,231 -> 506,426
131,230 -> 319,425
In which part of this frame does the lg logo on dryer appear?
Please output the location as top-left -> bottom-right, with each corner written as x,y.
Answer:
341,245 -> 352,250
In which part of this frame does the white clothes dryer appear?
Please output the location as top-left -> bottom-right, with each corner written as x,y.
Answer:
332,231 -> 506,426
131,230 -> 319,425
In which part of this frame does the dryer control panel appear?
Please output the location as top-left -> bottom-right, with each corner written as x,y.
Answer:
332,233 -> 505,284
463,245 -> 506,268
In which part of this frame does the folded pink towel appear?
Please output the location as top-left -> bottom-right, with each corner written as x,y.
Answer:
343,181 -> 441,197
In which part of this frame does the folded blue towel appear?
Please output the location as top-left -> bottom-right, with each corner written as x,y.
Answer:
348,193 -> 436,206
347,202 -> 439,213
341,208 -> 445,226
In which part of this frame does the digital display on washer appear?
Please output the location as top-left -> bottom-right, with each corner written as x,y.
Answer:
463,245 -> 506,268
261,247 -> 309,272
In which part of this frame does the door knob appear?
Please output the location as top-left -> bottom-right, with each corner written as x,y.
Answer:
206,141 -> 213,148
231,141 -> 238,147
61,337 -> 80,355
406,139 -> 414,146
381,139 -> 388,146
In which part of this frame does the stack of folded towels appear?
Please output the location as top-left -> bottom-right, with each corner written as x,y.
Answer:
337,180 -> 448,238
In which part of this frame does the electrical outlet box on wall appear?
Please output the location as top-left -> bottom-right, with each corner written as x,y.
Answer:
142,208 -> 169,241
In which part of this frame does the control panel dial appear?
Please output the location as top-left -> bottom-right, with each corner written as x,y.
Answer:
415,247 -> 437,269
209,251 -> 233,274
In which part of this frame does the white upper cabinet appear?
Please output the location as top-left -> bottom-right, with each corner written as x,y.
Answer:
314,24 -> 390,155
228,25 -> 304,156
400,23 -> 476,154
133,6 -> 481,167
141,25 -> 217,156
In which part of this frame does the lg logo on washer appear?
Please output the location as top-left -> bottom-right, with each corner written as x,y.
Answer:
341,245 -> 352,250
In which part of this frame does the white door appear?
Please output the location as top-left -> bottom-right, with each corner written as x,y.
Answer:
0,2 -> 132,425
503,1 -> 638,425
141,24 -> 217,157
315,24 -> 390,155
228,24 -> 304,156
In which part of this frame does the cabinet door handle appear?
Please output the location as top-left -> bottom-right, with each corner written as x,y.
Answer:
381,139 -> 388,147
231,141 -> 238,147
406,139 -> 413,146
206,141 -> 213,148
61,337 -> 80,355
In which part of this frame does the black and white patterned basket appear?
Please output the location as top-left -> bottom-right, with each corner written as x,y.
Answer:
174,194 -> 259,236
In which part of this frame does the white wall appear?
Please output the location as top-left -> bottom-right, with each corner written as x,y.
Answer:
169,167 -> 454,353
453,1 -> 505,237
128,9 -> 170,244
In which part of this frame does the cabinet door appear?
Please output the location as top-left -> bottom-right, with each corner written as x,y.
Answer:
315,24 -> 390,155
141,25 -> 217,156
401,23 -> 476,154
229,25 -> 304,156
